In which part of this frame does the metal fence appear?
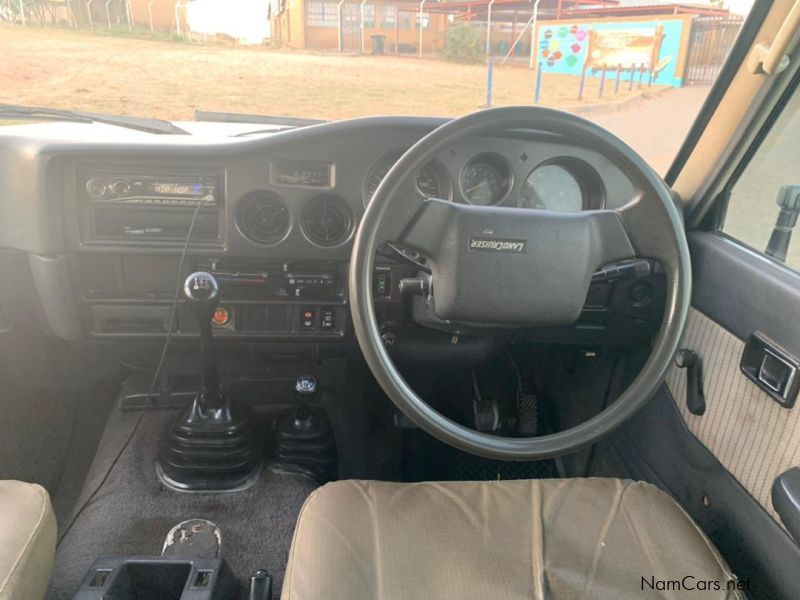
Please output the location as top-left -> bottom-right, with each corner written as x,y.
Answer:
684,16 -> 744,86
1,0 -> 132,29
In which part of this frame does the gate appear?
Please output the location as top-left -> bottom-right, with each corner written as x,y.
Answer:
684,16 -> 744,85
341,4 -> 361,53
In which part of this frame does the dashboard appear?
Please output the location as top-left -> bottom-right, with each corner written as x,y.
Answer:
0,116 -> 662,349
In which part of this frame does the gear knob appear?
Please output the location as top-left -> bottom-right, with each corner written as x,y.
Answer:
295,375 -> 318,401
184,272 -> 220,324
184,271 -> 220,304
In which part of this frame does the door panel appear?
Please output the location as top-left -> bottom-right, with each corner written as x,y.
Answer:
689,231 -> 800,351
666,305 -> 799,522
666,231 -> 800,527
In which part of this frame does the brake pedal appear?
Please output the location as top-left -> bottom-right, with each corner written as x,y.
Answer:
162,519 -> 221,559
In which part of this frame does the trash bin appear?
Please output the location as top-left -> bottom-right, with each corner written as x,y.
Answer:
371,34 -> 386,56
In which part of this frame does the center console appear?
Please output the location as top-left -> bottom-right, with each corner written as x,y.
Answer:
70,164 -> 369,341
71,255 -> 407,340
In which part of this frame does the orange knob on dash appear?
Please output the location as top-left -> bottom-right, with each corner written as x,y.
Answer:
212,306 -> 230,326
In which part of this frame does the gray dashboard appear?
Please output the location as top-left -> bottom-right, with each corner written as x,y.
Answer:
0,116 -> 635,259
0,115 -> 656,346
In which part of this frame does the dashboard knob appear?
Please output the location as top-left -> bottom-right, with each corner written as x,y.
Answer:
112,180 -> 131,196
85,177 -> 107,199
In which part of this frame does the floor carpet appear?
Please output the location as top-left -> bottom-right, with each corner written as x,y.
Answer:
47,409 -> 318,599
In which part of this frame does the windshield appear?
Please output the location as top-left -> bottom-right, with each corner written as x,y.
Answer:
2,0 -> 755,173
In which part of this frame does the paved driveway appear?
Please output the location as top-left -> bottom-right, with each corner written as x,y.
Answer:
590,86 -> 711,175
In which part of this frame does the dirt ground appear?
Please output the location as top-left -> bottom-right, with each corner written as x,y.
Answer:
1,25 -> 663,121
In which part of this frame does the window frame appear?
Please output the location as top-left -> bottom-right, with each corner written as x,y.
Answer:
665,0 -> 773,186
712,64 -> 800,275
307,0 -> 339,28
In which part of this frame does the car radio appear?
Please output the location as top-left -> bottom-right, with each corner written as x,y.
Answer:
77,167 -> 222,245
82,170 -> 219,207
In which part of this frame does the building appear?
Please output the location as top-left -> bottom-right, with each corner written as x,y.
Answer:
271,0 -> 449,53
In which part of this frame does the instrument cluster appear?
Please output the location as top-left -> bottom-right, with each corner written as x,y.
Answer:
363,147 -> 606,212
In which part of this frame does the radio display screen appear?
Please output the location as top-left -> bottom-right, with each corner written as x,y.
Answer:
148,182 -> 205,196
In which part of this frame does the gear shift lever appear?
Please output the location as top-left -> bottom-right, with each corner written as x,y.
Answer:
184,272 -> 222,411
293,375 -> 317,422
156,271 -> 261,491
272,375 -> 337,482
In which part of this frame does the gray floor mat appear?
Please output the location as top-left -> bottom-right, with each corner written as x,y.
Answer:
48,409 -> 317,599
0,383 -> 113,522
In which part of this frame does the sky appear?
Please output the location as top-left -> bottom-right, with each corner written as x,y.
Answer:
725,0 -> 757,16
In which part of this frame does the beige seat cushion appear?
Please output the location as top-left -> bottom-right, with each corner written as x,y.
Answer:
0,481 -> 56,600
283,478 -> 741,599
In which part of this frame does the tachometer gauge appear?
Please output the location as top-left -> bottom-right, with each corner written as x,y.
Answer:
459,154 -> 512,206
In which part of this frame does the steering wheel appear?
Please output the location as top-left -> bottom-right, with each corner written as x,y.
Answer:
349,107 -> 690,460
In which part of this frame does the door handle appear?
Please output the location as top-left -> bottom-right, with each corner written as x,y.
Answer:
741,333 -> 799,408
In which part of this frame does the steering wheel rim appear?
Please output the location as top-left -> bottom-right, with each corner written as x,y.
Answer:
350,106 -> 691,460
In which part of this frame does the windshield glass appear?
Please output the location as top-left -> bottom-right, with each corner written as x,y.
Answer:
2,0 -> 755,173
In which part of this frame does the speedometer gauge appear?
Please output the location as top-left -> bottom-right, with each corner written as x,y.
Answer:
520,164 -> 584,212
459,154 -> 512,206
518,158 -> 605,212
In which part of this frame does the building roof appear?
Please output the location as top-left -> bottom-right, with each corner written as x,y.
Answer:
561,0 -> 733,16
401,0 -> 732,18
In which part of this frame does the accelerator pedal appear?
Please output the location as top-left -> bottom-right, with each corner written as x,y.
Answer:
517,391 -> 539,436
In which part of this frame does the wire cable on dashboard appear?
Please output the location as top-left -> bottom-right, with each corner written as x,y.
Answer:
57,201 -> 204,545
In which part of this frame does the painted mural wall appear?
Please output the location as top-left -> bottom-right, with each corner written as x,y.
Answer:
536,19 -> 686,87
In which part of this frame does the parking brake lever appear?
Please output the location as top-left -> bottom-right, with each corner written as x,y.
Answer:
675,349 -> 705,416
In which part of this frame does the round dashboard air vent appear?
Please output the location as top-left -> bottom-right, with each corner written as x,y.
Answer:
236,191 -> 291,245
302,194 -> 353,247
